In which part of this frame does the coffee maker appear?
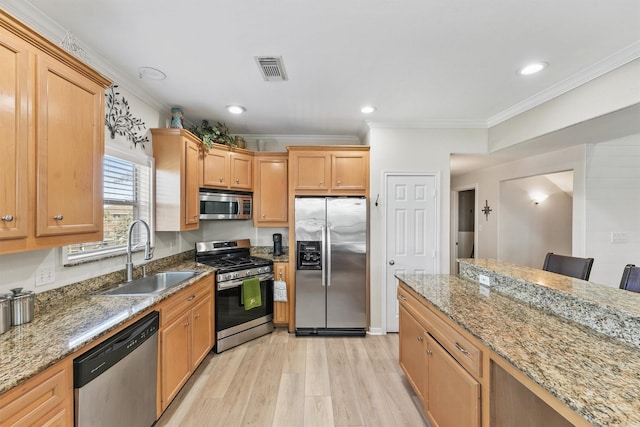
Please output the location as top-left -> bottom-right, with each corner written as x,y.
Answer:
272,233 -> 283,256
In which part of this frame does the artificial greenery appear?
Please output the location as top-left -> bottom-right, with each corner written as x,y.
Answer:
189,120 -> 236,149
105,85 -> 149,148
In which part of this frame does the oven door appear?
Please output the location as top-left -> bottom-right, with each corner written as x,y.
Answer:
216,273 -> 274,336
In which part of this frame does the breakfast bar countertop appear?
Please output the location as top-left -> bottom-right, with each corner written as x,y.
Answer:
396,271 -> 640,427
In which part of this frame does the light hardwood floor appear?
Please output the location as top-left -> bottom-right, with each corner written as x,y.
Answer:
156,329 -> 428,427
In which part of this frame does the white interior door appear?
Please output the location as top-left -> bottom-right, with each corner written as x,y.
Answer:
385,174 -> 438,332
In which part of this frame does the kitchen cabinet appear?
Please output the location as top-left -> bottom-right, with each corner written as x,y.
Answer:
254,153 -> 288,227
273,262 -> 290,326
202,144 -> 254,191
0,358 -> 73,426
0,11 -> 110,255
159,275 -> 214,412
399,305 -> 427,403
288,146 -> 369,196
398,284 -> 481,427
152,128 -> 202,231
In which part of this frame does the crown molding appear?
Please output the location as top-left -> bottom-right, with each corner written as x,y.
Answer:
487,41 -> 640,127
236,134 -> 362,144
0,0 -> 170,113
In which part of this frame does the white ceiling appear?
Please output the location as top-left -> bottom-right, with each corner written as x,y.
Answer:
4,0 -> 640,169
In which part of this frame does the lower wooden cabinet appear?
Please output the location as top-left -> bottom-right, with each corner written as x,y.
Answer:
0,358 -> 73,427
399,305 -> 427,403
159,275 -> 214,412
425,334 -> 481,427
273,262 -> 290,326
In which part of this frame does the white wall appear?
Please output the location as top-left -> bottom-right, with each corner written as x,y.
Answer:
367,127 -> 488,332
499,174 -> 573,268
584,133 -> 640,286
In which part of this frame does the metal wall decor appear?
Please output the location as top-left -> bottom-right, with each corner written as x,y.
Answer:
105,85 -> 149,148
482,200 -> 493,221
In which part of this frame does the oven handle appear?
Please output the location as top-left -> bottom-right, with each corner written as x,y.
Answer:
217,273 -> 274,290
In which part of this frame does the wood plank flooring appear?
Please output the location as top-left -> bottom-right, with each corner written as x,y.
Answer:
156,329 -> 428,427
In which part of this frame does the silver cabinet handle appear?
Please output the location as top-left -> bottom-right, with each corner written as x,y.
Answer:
219,177 -> 224,182
187,295 -> 196,301
426,348 -> 433,355
1,215 -> 14,222
195,313 -> 201,319
337,180 -> 342,185
399,295 -> 407,301
389,260 -> 395,265
417,336 -> 423,342
235,179 -> 240,184
53,215 -> 63,220
184,321 -> 190,327
455,341 -> 471,356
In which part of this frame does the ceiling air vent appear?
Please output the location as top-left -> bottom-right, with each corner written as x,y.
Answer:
255,56 -> 288,82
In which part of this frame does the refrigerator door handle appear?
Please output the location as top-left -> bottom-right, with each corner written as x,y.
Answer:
321,225 -> 326,287
326,226 -> 331,287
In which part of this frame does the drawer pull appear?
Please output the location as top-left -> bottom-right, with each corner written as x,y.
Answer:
399,295 -> 407,301
1,215 -> 14,222
187,295 -> 196,301
53,214 -> 64,220
426,348 -> 433,355
195,313 -> 201,319
417,336 -> 423,342
235,179 -> 240,184
455,341 -> 471,356
184,321 -> 190,327
219,177 -> 224,182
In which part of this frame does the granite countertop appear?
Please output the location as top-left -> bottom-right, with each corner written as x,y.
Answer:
396,273 -> 640,427
0,259 -> 215,395
251,246 -> 289,263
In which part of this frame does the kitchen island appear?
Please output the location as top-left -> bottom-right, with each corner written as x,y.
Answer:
397,260 -> 640,427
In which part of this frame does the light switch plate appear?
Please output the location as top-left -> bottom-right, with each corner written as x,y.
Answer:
611,232 -> 629,244
478,274 -> 491,286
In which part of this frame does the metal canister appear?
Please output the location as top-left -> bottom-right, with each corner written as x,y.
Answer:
0,294 -> 11,334
10,288 -> 35,325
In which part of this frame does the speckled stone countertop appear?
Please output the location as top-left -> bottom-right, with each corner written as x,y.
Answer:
0,255 -> 215,395
396,273 -> 640,427
459,258 -> 640,349
251,246 -> 289,263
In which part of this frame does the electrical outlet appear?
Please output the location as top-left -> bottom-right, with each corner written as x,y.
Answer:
35,266 -> 56,287
611,232 -> 629,244
479,285 -> 490,297
478,274 -> 491,286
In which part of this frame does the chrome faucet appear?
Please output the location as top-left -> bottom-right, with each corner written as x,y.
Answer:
125,219 -> 153,282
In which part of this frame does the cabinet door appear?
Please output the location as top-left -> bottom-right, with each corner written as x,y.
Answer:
273,263 -> 289,325
160,314 -> 192,410
0,28 -> 29,241
425,334 -> 480,427
399,305 -> 427,403
184,137 -> 200,229
202,147 -> 229,188
331,152 -> 368,191
230,152 -> 253,190
191,293 -> 214,368
35,53 -> 103,238
292,152 -> 330,191
255,156 -> 288,226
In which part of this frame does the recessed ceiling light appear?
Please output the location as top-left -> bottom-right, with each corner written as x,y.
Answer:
137,66 -> 166,80
518,62 -> 548,76
361,106 -> 376,114
226,105 -> 246,114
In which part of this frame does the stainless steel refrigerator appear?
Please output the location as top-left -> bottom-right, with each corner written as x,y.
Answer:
295,196 -> 367,336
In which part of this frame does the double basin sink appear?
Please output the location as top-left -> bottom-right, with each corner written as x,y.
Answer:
100,271 -> 199,296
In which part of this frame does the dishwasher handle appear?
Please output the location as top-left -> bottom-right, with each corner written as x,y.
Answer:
73,311 -> 159,388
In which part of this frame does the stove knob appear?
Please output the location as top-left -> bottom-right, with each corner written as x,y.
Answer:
233,272 -> 239,279
257,268 -> 264,274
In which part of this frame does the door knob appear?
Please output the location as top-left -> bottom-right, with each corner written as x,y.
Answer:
388,260 -> 395,265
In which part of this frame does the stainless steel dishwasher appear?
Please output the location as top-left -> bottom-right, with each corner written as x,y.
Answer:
73,311 -> 159,427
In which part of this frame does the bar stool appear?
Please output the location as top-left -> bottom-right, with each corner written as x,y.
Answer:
619,264 -> 640,293
542,252 -> 594,281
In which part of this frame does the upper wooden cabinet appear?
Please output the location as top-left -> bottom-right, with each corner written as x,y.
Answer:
0,10 -> 111,255
254,153 -> 288,227
152,129 -> 202,231
288,146 -> 370,196
202,145 -> 253,191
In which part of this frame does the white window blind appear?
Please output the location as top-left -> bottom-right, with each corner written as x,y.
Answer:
64,155 -> 154,264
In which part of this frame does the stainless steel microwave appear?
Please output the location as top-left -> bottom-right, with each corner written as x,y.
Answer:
199,190 -> 252,220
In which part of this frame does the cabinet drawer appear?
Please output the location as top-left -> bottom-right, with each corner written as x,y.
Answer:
422,305 -> 482,379
161,277 -> 212,325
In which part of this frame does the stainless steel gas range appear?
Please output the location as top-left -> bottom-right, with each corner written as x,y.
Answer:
195,239 -> 274,353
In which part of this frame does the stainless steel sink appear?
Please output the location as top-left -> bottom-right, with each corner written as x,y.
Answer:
100,271 -> 199,296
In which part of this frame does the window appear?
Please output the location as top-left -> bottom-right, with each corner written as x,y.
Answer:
64,154 -> 154,264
